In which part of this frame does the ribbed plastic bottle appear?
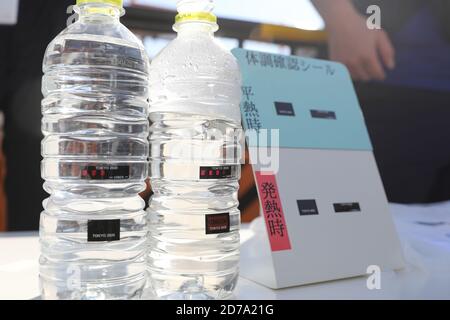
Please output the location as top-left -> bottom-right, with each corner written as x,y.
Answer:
147,0 -> 244,300
40,0 -> 150,300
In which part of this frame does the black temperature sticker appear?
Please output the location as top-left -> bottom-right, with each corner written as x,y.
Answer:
275,102 -> 295,116
87,220 -> 120,242
205,213 -> 230,234
200,165 -> 234,180
81,165 -> 130,180
297,199 -> 319,216
334,202 -> 361,213
310,109 -> 337,120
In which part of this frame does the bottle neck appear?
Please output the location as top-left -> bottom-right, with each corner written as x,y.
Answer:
75,3 -> 123,22
175,21 -> 218,37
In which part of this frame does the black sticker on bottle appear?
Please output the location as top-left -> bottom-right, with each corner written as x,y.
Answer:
81,165 -> 130,180
310,109 -> 337,120
334,202 -> 361,213
205,213 -> 230,234
200,165 -> 234,180
87,220 -> 120,242
275,102 -> 295,116
297,199 -> 319,216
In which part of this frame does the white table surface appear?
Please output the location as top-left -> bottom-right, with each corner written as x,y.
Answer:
1,202 -> 450,300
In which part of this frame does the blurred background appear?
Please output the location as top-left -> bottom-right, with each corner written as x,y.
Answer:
1,0 -> 449,231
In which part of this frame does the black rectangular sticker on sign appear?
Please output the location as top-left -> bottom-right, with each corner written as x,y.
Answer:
310,109 -> 337,120
81,165 -> 130,180
200,165 -> 234,180
297,199 -> 319,216
275,102 -> 295,116
205,213 -> 230,234
87,220 -> 120,242
334,202 -> 361,213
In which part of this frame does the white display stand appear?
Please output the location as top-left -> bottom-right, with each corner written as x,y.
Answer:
232,48 -> 405,289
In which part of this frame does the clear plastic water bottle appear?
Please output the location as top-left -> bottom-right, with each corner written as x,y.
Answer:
147,0 -> 244,300
40,0 -> 150,300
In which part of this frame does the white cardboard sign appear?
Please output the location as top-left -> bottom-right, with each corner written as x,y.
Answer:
233,48 -> 405,289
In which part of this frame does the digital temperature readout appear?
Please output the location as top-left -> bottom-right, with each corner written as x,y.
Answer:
199,165 -> 235,180
81,165 -> 130,180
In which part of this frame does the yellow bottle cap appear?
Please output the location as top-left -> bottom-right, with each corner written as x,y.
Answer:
76,0 -> 123,7
175,12 -> 217,24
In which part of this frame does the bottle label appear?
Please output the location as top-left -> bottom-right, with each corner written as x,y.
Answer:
199,165 -> 236,180
80,165 -> 130,180
63,39 -> 145,72
87,219 -> 120,242
205,213 -> 230,234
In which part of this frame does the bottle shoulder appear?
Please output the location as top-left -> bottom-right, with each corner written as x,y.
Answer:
43,20 -> 149,74
148,34 -> 242,124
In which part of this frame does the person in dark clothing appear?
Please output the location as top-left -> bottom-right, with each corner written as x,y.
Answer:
0,0 -> 73,230
312,0 -> 450,203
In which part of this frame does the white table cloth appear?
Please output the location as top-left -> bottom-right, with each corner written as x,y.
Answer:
1,202 -> 450,300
